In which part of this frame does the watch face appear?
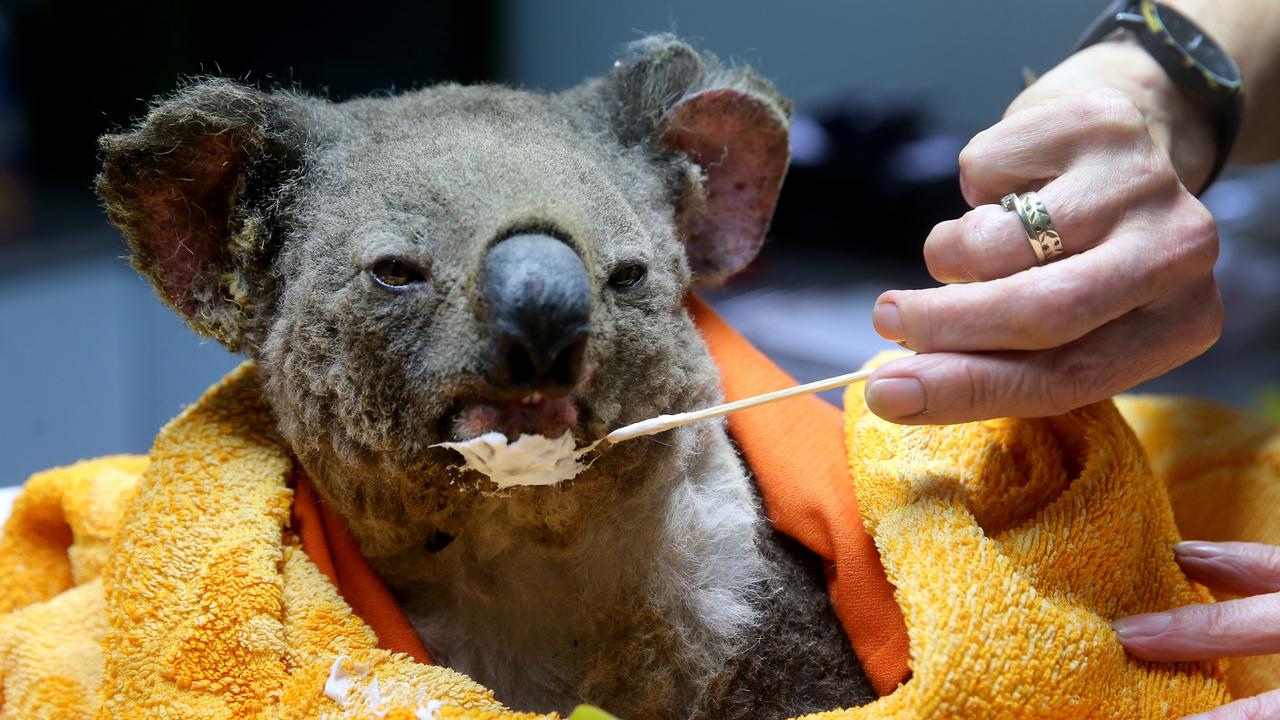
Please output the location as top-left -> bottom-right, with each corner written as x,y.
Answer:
1152,2 -> 1241,83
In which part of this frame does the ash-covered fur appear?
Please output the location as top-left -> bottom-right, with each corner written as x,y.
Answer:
97,36 -> 874,717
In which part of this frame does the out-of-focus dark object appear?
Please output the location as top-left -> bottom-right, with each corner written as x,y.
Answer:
772,99 -> 970,266
0,9 -> 30,242
8,0 -> 497,198
1203,166 -> 1280,342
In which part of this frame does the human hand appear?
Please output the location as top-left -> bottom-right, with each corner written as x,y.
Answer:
864,42 -> 1224,424
1113,541 -> 1280,720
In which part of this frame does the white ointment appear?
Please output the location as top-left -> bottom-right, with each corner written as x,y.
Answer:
417,699 -> 445,720
324,655 -> 369,708
434,431 -> 594,489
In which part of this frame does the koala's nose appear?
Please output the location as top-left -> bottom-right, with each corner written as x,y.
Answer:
482,234 -> 590,393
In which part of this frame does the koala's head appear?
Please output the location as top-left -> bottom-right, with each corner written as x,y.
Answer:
97,37 -> 791,558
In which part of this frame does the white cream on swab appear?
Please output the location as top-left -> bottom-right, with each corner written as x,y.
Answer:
434,366 -> 876,488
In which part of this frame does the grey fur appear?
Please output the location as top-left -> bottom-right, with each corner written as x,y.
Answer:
97,36 -> 874,718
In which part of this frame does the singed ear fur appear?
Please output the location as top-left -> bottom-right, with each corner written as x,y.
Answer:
599,36 -> 792,284
96,79 -> 306,351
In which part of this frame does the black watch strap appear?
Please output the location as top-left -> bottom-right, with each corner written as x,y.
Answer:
1075,0 -> 1244,195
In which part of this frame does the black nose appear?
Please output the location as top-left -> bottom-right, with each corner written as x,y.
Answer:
482,234 -> 590,393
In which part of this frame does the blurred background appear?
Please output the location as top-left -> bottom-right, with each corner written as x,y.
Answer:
2,0 -> 1278,486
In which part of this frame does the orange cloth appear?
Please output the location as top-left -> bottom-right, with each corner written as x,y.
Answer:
291,470 -> 433,665
292,296 -> 912,697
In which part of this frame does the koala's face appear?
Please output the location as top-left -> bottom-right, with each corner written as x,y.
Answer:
270,86 -> 693,448
96,38 -> 790,557
258,88 -> 718,545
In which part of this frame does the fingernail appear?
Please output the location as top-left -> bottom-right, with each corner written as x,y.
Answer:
1175,541 -> 1224,559
1112,612 -> 1173,640
873,301 -> 904,342
866,377 -> 927,419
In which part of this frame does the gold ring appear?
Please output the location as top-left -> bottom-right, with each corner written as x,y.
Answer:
1001,191 -> 1064,265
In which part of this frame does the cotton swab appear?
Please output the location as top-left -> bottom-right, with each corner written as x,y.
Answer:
594,366 -> 874,446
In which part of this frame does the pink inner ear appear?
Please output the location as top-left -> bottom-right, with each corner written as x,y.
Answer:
661,88 -> 789,283
133,133 -> 245,317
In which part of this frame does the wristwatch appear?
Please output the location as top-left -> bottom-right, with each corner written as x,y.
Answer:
1075,0 -> 1245,194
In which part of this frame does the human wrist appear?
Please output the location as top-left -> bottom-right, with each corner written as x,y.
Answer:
1107,39 -> 1217,192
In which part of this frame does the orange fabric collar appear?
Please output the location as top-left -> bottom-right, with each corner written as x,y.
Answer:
290,296 -> 911,696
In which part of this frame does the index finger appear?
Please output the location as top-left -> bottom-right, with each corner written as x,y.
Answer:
878,236 -> 1165,353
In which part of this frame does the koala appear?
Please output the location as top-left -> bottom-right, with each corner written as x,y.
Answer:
96,36 -> 875,718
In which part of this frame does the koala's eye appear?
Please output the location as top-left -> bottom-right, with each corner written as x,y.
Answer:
370,258 -> 427,289
607,262 -> 647,289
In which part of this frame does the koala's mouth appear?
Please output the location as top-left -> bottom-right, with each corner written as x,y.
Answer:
451,394 -> 580,443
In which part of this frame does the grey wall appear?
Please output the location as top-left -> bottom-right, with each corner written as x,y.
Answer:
502,1 -> 1105,135
0,252 -> 238,485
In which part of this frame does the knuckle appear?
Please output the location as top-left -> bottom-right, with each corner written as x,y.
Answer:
1190,601 -> 1238,639
1145,144 -> 1185,192
958,126 -> 1006,183
957,211 -> 993,280
1251,544 -> 1280,582
953,358 -> 995,419
892,290 -> 933,350
957,141 -> 987,186
1011,276 -> 1086,347
1191,285 -> 1225,353
1126,145 -> 1179,196
1043,353 -> 1091,413
957,142 -> 977,173
921,245 -> 943,275
923,220 -> 964,279
1166,279 -> 1225,360
922,222 -> 947,263
1179,201 -> 1221,270
1142,203 -> 1219,292
1071,88 -> 1147,137
1079,86 -> 1130,106
919,293 -> 943,350
958,208 -> 984,238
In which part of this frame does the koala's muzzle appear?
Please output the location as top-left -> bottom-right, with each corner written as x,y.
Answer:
482,234 -> 590,395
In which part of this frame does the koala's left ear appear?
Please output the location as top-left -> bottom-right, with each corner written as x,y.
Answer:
96,79 -> 307,351
597,36 -> 792,285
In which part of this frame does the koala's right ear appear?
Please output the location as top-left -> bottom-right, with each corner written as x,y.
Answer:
594,36 -> 792,285
96,79 -> 306,351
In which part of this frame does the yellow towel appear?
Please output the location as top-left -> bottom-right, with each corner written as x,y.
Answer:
0,365 -> 526,720
1115,395 -> 1280,701
836,388 -> 1231,718
0,361 -> 1275,718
